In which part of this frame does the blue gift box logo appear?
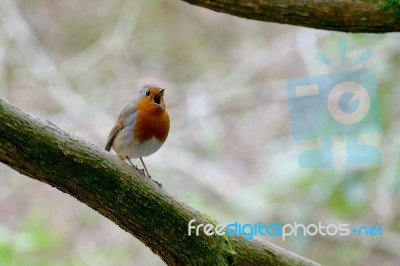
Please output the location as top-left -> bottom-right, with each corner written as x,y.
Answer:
287,40 -> 381,168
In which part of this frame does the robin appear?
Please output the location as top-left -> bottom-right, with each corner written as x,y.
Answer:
105,84 -> 170,179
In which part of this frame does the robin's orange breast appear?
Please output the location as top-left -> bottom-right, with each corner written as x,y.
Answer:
133,98 -> 170,143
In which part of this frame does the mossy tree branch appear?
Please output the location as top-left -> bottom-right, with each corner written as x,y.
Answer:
0,98 -> 319,265
178,0 -> 400,33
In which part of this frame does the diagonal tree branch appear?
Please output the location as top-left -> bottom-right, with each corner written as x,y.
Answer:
178,0 -> 400,33
0,98 -> 319,266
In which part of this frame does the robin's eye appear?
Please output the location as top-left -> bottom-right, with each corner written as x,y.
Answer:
145,91 -> 151,96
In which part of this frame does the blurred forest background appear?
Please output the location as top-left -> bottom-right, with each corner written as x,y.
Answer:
1,0 -> 400,265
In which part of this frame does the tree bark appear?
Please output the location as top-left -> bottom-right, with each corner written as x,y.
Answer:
0,98 -> 320,265
178,0 -> 400,33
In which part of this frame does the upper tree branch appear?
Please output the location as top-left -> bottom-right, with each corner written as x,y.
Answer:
0,98 -> 319,265
179,0 -> 400,33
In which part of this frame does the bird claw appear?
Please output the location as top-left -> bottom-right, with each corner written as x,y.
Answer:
151,179 -> 163,188
124,158 -> 162,187
137,168 -> 162,188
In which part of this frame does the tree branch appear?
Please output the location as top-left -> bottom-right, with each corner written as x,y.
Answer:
0,98 -> 319,266
178,0 -> 400,33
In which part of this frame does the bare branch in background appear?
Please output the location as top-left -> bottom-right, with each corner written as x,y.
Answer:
179,0 -> 400,33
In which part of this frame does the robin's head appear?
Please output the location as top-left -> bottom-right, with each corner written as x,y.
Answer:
138,84 -> 166,110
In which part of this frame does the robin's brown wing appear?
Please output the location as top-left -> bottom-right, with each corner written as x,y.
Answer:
105,102 -> 138,151
105,121 -> 123,151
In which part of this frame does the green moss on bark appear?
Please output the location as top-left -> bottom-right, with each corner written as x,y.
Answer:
202,212 -> 237,265
383,0 -> 400,17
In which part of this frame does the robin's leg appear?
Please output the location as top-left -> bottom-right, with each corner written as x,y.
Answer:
126,157 -> 146,175
139,157 -> 151,177
126,157 -> 138,169
139,157 -> 162,187
125,157 -> 161,187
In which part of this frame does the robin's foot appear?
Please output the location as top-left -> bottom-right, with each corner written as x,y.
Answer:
126,157 -> 138,169
125,157 -> 161,187
151,178 -> 162,188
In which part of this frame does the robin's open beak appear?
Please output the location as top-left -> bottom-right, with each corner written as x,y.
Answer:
153,89 -> 165,106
